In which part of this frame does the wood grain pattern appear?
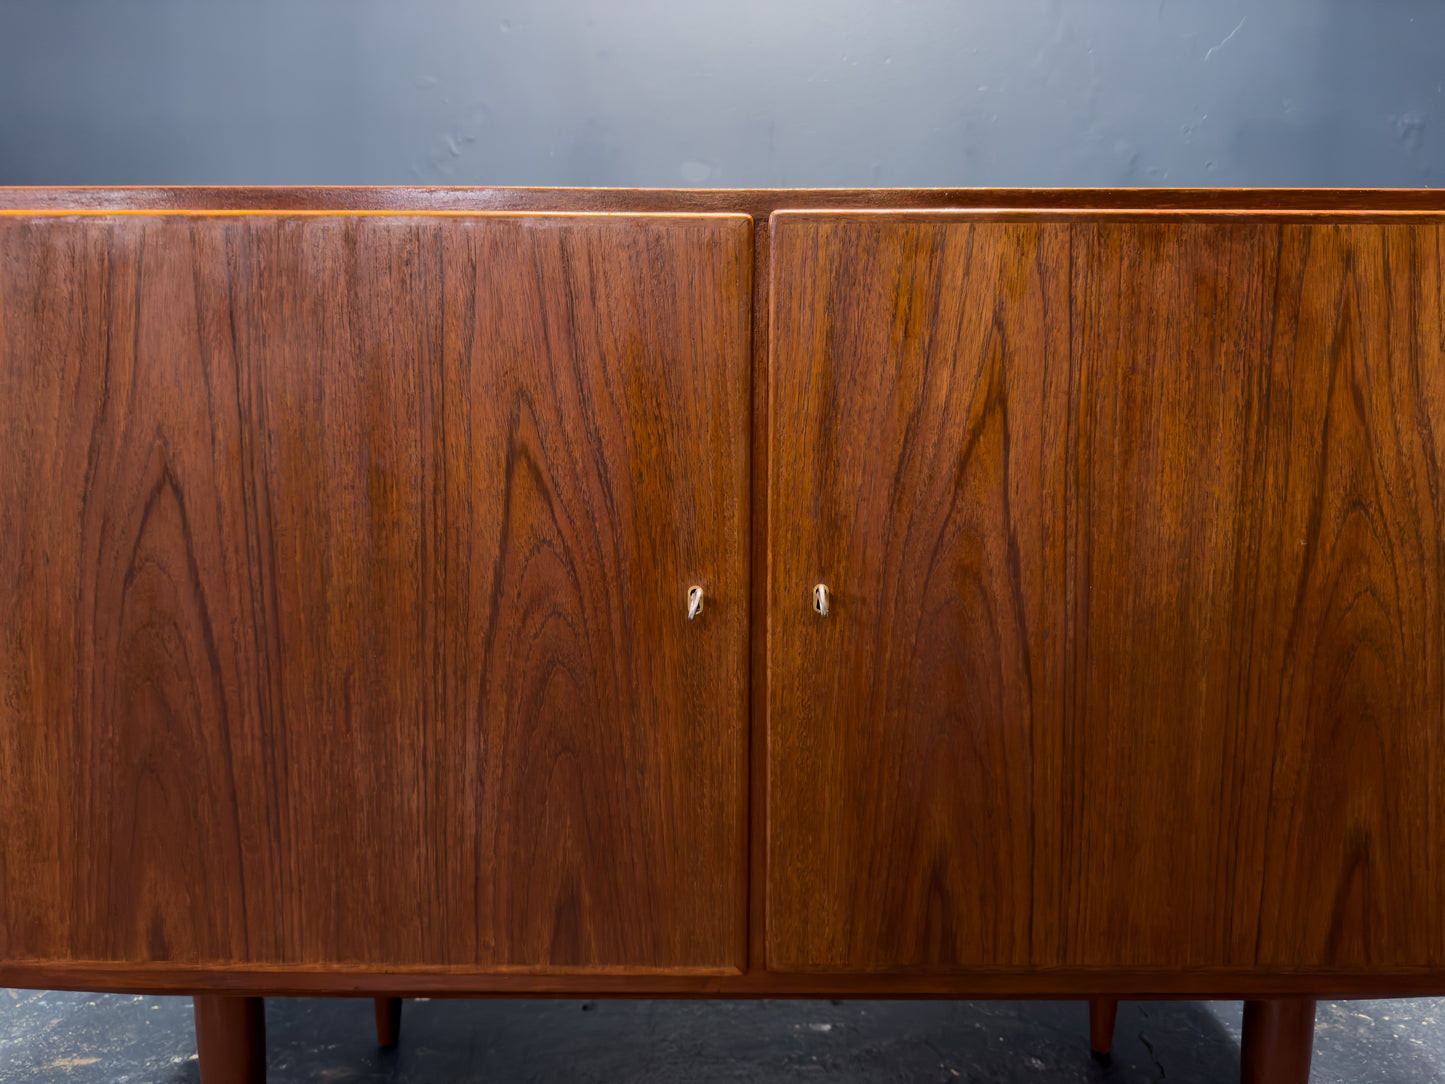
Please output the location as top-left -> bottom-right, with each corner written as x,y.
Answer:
7,189 -> 1445,1006
6,184 -> 1445,990
0,217 -> 271,965
768,211 -> 1445,973
0,212 -> 751,971
431,215 -> 751,968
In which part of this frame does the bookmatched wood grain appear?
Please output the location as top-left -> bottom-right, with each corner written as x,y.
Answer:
0,212 -> 751,971
7,189 -> 1445,1005
767,211 -> 1445,973
0,217 -> 272,965
431,215 -> 751,968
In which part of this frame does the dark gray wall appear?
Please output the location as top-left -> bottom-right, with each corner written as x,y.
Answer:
1,0 -> 1440,188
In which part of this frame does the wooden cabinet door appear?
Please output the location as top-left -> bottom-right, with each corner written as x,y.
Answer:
767,210 -> 1445,974
0,212 -> 751,973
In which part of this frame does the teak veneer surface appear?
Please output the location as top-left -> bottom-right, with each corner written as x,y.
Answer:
4,189 -> 1445,999
0,211 -> 752,973
768,210 -> 1445,973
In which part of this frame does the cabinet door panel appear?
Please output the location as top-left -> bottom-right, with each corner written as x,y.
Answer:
0,212 -> 750,972
767,211 -> 1445,972
431,216 -> 751,969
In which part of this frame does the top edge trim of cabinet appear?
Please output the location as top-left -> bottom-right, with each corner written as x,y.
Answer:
769,207 -> 1445,226
2,187 -> 1445,215
0,208 -> 755,227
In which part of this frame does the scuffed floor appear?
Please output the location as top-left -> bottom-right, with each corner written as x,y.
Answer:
3,991 -> 1444,1082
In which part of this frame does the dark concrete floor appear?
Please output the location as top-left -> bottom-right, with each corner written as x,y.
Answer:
3,991 -> 1444,1082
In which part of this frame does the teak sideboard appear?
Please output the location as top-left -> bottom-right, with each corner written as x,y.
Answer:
4,186 -> 1445,1082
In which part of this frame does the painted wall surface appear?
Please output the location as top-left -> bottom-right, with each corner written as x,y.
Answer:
0,0 -> 1440,188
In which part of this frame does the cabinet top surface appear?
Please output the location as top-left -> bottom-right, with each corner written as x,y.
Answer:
3,187 -> 1445,217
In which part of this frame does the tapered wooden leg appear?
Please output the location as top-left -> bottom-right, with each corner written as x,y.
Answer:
375,997 -> 403,1048
1241,998 -> 1316,1084
1089,998 -> 1119,1057
194,995 -> 266,1084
